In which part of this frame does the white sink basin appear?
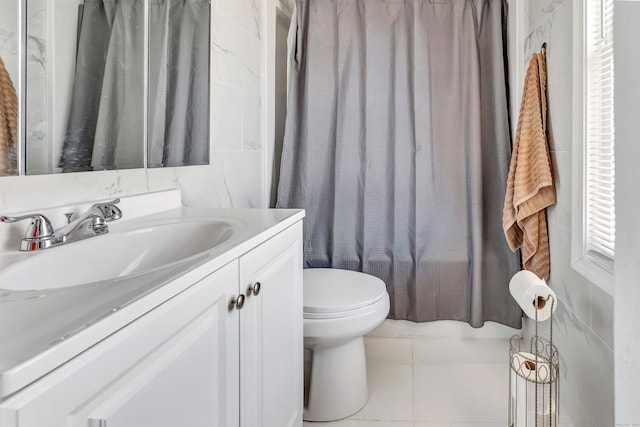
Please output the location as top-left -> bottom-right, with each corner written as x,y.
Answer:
0,220 -> 238,291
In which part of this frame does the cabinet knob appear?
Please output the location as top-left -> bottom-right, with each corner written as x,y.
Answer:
229,294 -> 246,310
247,281 -> 262,296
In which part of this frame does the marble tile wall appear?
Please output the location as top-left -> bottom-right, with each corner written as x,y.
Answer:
521,1 -> 614,426
0,0 -> 266,215
613,1 -> 640,422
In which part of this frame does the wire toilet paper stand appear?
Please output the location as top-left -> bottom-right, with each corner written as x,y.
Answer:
508,295 -> 559,427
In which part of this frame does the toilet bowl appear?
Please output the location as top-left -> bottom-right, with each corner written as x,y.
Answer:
303,268 -> 390,422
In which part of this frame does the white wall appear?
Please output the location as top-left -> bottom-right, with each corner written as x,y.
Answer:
614,1 -> 640,423
519,1 -> 614,426
0,0 -> 266,215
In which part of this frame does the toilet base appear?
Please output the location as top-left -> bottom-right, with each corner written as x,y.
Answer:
304,336 -> 368,422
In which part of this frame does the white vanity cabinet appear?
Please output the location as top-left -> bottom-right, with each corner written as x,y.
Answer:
0,221 -> 303,427
239,221 -> 303,427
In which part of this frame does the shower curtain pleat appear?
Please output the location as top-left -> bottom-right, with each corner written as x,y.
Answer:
277,0 -> 522,327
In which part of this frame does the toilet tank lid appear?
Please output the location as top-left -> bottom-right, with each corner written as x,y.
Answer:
303,268 -> 388,314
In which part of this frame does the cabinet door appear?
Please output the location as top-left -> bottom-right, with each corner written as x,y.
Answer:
0,262 -> 240,427
239,222 -> 303,427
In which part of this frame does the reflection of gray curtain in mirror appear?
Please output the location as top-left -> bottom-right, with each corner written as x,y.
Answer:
61,0 -> 144,172
148,0 -> 210,167
277,0 -> 521,327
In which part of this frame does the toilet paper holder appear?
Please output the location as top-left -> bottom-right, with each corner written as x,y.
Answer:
508,295 -> 559,427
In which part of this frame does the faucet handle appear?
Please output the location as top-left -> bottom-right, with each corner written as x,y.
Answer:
0,214 -> 55,249
91,198 -> 122,222
0,213 -> 55,237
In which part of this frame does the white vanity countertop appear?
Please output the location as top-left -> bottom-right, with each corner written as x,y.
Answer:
0,204 -> 304,399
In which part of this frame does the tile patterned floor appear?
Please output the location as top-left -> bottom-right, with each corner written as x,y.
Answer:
304,321 -> 574,427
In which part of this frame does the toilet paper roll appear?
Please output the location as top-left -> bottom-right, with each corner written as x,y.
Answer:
509,270 -> 557,321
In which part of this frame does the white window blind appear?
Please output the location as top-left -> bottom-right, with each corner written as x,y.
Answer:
585,0 -> 615,269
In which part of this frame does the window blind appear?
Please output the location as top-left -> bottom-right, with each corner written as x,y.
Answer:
585,0 -> 615,268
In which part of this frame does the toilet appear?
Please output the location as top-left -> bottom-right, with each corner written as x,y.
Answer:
303,268 -> 390,422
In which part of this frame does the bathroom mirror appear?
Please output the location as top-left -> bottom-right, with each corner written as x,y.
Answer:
0,0 -> 19,177
23,0 -> 210,175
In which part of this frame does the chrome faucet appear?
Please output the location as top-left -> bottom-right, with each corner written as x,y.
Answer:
1,199 -> 122,251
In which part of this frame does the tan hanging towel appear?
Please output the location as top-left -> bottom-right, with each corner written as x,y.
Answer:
503,52 -> 556,280
0,55 -> 18,176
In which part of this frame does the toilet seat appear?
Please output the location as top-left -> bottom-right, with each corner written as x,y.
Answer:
303,269 -> 387,319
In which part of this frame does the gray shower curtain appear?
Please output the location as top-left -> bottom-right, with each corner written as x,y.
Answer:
60,0 -> 209,172
277,0 -> 522,327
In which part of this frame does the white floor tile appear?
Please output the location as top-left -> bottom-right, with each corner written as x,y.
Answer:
303,421 -> 352,427
365,337 -> 413,365
451,424 -> 506,427
413,423 -> 451,427
413,338 -> 509,365
413,364 -> 509,423
415,424 -> 506,427
448,424 -> 505,427
304,421 -> 412,427
350,363 -> 413,421
369,319 -> 417,338
370,319 -> 519,339
310,331 -> 574,427
414,424 -> 509,427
